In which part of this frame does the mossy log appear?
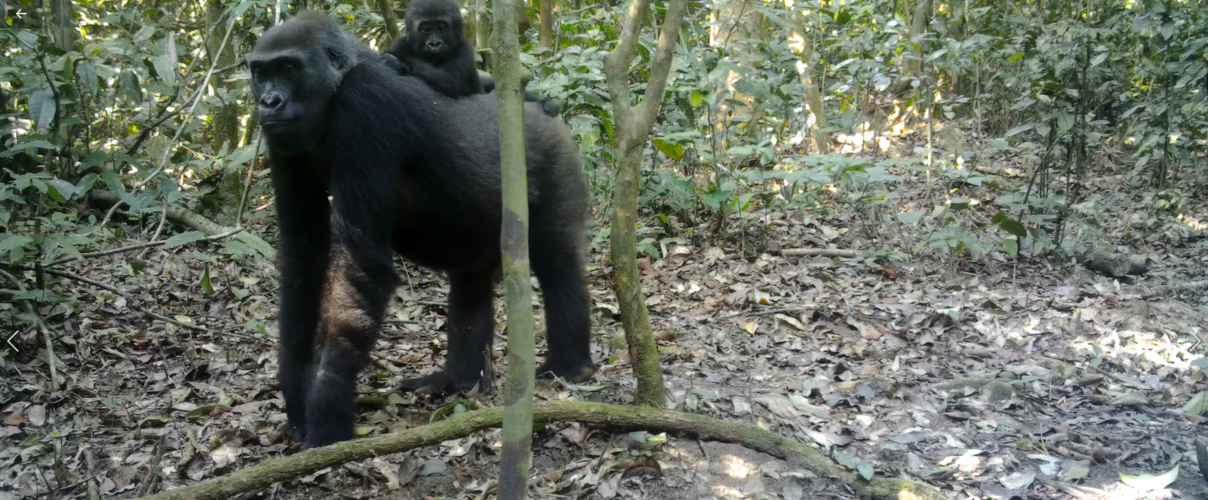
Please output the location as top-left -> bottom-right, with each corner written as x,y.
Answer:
136,401 -> 942,500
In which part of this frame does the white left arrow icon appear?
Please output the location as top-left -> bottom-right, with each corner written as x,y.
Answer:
5,331 -> 17,351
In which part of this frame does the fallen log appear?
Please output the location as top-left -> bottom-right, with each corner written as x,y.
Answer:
136,401 -> 942,500
87,190 -> 275,259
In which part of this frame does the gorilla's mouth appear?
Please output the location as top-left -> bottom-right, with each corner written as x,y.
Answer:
261,119 -> 296,130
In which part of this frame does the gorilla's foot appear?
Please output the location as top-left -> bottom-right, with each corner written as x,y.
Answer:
537,359 -> 596,385
398,370 -> 484,395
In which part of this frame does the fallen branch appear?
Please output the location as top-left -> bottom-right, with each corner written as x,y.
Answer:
0,264 -> 207,332
88,190 -> 276,259
780,248 -> 862,258
1125,279 -> 1208,300
49,227 -> 244,266
0,269 -> 60,390
136,401 -> 941,500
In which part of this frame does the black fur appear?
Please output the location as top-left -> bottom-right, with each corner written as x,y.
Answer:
388,0 -> 561,116
249,11 -> 594,448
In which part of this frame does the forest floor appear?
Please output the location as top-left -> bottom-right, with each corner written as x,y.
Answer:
2,159 -> 1208,500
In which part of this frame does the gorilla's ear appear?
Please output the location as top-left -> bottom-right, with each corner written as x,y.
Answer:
327,46 -> 354,75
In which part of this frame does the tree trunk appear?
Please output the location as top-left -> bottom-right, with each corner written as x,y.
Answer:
539,0 -> 553,50
603,0 -> 689,408
205,0 -> 240,153
492,0 -> 536,494
709,0 -> 764,143
891,0 -> 932,94
477,0 -> 491,70
787,12 -> 830,153
376,0 -> 402,40
516,0 -> 531,35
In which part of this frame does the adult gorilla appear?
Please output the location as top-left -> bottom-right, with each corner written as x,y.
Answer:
248,12 -> 595,448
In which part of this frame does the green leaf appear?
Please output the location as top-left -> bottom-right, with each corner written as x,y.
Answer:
701,190 -> 731,211
1184,391 -> 1208,416
997,238 -> 1018,256
1007,51 -> 1025,63
992,213 -> 1028,237
15,30 -> 39,49
735,192 -> 756,211
164,231 -> 204,249
101,171 -> 127,196
0,140 -> 57,158
77,62 -> 100,96
1119,465 -> 1178,491
152,54 -> 176,86
1004,123 -> 1035,137
833,450 -> 857,469
186,406 -> 217,419
0,235 -> 34,256
690,89 -> 702,108
46,179 -> 78,201
1159,21 -> 1175,40
652,139 -> 684,161
29,90 -> 55,132
79,152 -> 110,170
199,264 -> 214,295
857,462 -> 875,481
897,211 -> 924,224
75,173 -> 99,194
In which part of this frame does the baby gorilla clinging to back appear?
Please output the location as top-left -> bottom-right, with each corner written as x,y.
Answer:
388,0 -> 560,116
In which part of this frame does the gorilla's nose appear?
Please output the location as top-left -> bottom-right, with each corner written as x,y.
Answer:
426,40 -> 443,51
260,92 -> 285,111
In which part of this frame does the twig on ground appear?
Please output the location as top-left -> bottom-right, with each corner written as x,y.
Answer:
371,352 -> 402,375
0,269 -> 61,390
137,202 -> 171,260
85,447 -> 101,500
1125,279 -> 1208,300
49,227 -> 244,266
135,438 -> 166,497
133,401 -> 942,500
715,304 -> 814,320
779,248 -> 862,258
89,191 -> 275,259
0,264 -> 207,332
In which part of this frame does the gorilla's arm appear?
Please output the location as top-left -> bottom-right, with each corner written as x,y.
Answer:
269,154 -> 332,440
301,82 -> 403,445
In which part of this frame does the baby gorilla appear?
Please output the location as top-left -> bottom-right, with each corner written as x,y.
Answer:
388,0 -> 561,116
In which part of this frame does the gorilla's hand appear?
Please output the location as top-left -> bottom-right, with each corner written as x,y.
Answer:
383,54 -> 412,76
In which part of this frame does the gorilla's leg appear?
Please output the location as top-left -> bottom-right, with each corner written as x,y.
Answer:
530,218 -> 595,382
400,268 -> 496,394
446,269 -> 497,389
271,157 -> 331,439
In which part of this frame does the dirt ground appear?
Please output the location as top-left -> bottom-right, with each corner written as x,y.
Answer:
3,172 -> 1208,500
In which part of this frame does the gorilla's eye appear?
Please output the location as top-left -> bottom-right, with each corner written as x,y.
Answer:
437,23 -> 447,33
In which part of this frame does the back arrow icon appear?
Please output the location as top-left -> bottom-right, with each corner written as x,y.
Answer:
5,331 -> 17,351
